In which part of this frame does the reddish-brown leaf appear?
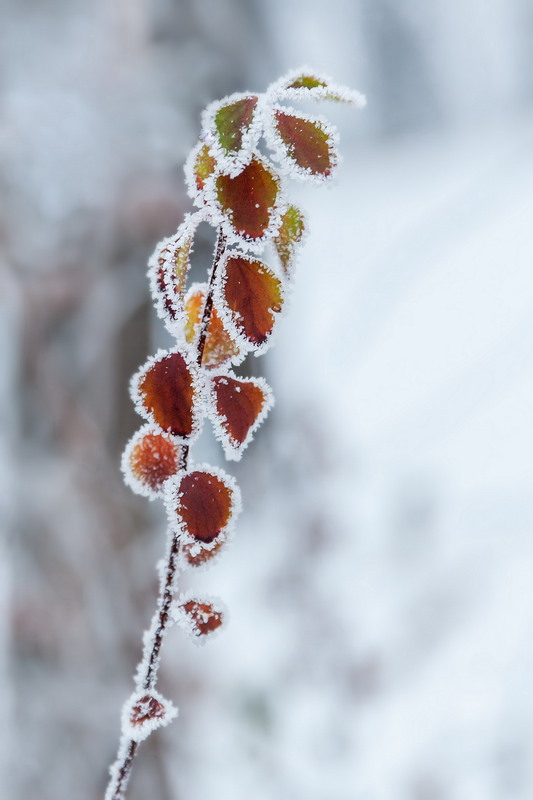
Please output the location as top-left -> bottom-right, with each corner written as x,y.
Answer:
130,695 -> 166,727
181,538 -> 226,568
215,155 -> 280,241
273,109 -> 335,177
174,469 -> 235,543
180,599 -> 224,637
184,285 -> 241,368
222,254 -> 283,348
136,352 -> 199,438
126,429 -> 180,494
211,375 -> 270,453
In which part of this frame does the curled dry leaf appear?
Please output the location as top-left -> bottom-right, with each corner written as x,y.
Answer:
148,217 -> 198,326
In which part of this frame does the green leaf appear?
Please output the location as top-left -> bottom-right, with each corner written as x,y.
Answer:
214,95 -> 259,155
274,205 -> 305,276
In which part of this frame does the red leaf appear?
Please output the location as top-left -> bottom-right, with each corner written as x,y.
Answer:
123,426 -> 180,497
133,350 -> 201,440
215,155 -> 280,242
220,254 -> 283,349
210,374 -> 272,458
169,468 -> 239,544
271,108 -> 337,179
184,284 -> 243,369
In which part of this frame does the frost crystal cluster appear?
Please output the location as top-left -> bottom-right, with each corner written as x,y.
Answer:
106,68 -> 365,799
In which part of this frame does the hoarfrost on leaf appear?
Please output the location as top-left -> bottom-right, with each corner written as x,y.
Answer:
147,212 -> 203,335
122,690 -> 178,743
122,424 -> 181,500
172,592 -> 226,644
184,282 -> 245,369
180,536 -> 228,571
216,251 -> 284,354
208,371 -> 274,461
164,463 -> 241,549
268,66 -> 367,107
208,153 -> 285,247
184,140 -> 217,202
274,204 -> 307,278
202,92 -> 263,178
265,106 -> 339,182
130,347 -> 205,442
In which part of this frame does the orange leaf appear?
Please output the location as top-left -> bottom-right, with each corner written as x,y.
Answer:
184,284 -> 243,369
123,426 -> 180,498
219,254 -> 283,350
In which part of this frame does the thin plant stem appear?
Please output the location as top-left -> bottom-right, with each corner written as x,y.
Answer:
105,227 -> 227,800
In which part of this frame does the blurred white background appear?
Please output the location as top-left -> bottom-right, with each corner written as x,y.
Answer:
2,1 -> 533,798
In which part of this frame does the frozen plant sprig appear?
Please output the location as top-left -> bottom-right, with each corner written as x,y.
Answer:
105,67 -> 365,799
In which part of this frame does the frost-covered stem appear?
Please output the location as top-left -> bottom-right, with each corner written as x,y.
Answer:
108,741 -> 138,800
106,227 -> 228,800
142,534 -> 181,690
197,227 -> 227,367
